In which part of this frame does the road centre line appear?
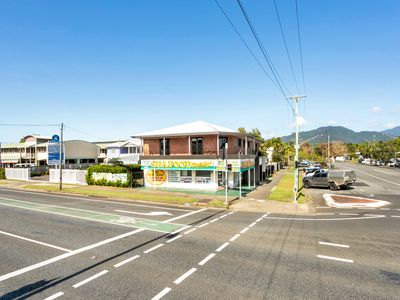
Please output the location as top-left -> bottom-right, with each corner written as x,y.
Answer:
162,208 -> 207,223
364,214 -> 385,217
240,227 -> 249,234
216,242 -> 230,252
380,208 -> 390,210
317,255 -> 353,263
262,215 -> 385,221
197,222 -> 209,228
73,270 -> 108,288
113,255 -> 140,268
0,188 -> 191,212
0,230 -> 72,253
219,214 -> 228,219
316,213 -> 335,215
256,217 -> 263,222
319,241 -> 350,248
209,218 -> 218,223
43,292 -> 64,300
0,228 -> 144,282
227,211 -> 235,215
353,169 -> 400,187
166,235 -> 182,243
229,234 -> 240,242
174,268 -> 197,284
391,215 -> 400,218
198,253 -> 216,266
152,287 -> 172,300
144,243 -> 164,254
184,228 -> 197,235
339,213 -> 359,216
249,222 -> 257,227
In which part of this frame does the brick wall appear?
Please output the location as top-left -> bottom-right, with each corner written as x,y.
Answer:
170,137 -> 189,155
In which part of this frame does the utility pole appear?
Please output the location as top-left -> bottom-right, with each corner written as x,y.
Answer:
238,151 -> 242,199
287,95 -> 306,203
328,135 -> 330,168
224,143 -> 228,206
59,122 -> 64,190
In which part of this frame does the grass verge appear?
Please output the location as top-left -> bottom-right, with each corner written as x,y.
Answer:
22,184 -> 227,207
268,172 -> 306,204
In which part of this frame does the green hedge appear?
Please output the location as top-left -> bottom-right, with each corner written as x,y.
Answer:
0,168 -> 5,180
86,164 -> 142,188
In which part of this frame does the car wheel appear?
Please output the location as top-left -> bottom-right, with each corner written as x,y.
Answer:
304,181 -> 311,188
329,182 -> 338,191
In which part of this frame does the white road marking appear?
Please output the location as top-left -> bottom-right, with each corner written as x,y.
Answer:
364,214 -> 386,217
354,169 -> 400,187
262,213 -> 270,217
73,270 -> 108,288
197,222 -> 209,228
316,213 -> 335,215
240,227 -> 249,234
209,219 -> 218,223
144,243 -> 164,254
166,235 -> 182,243
397,209 -> 400,211
339,213 -> 359,216
219,214 -> 228,219
317,255 -> 353,263
152,287 -> 172,300
115,209 -> 172,216
319,241 -> 350,248
229,234 -> 240,242
199,253 -> 216,266
113,255 -> 140,268
0,228 -> 144,282
174,268 -> 197,284
227,211 -> 235,215
0,230 -> 72,253
391,215 -> 400,218
0,188 -> 191,212
249,222 -> 257,227
168,225 -> 191,235
162,208 -> 207,223
262,216 -> 385,221
216,242 -> 230,252
255,217 -> 263,222
184,228 -> 197,235
43,292 -> 64,300
380,208 -> 390,210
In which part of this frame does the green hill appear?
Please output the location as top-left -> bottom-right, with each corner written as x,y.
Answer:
281,126 -> 392,144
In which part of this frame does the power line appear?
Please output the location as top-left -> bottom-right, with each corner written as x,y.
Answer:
0,123 -> 59,127
273,0 -> 300,93
295,0 -> 306,93
64,125 -> 108,141
235,0 -> 293,109
213,0 -> 281,93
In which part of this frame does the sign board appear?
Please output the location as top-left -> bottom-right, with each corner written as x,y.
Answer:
48,142 -> 64,165
51,135 -> 60,143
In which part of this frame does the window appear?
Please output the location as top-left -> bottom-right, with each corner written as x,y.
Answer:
219,137 -> 228,151
195,170 -> 212,184
321,173 -> 328,178
191,137 -> 203,154
238,139 -> 242,147
180,170 -> 192,176
159,139 -> 170,155
180,170 -> 192,183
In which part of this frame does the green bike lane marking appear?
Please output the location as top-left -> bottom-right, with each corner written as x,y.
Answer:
0,197 -> 185,234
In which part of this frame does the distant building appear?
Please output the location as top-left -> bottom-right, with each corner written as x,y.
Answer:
94,139 -> 142,164
133,121 -> 266,191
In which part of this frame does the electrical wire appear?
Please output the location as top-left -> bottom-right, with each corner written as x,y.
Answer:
64,125 -> 108,141
273,0 -> 300,93
295,0 -> 306,93
0,123 -> 59,127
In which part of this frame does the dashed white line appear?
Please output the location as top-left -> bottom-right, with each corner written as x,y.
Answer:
219,214 -> 228,219
198,253 -> 216,266
339,213 -> 359,216
152,287 -> 172,300
240,227 -> 249,234
316,213 -> 335,215
184,228 -> 197,235
43,292 -> 64,300
166,235 -> 182,243
262,213 -> 270,217
197,222 -> 209,228
249,222 -> 257,228
113,255 -> 140,268
364,214 -> 385,217
317,255 -> 353,263
174,268 -> 197,284
318,241 -> 350,248
162,208 -> 207,223
209,219 -> 218,223
73,270 -> 108,288
216,242 -> 230,252
391,215 -> 400,218
380,208 -> 390,210
255,217 -> 263,222
144,243 -> 164,254
229,234 -> 240,242
0,230 -> 72,253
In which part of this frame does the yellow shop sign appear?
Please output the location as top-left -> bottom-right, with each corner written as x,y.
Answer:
150,160 -> 213,169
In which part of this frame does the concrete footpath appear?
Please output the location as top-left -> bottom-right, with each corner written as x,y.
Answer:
231,168 -> 313,214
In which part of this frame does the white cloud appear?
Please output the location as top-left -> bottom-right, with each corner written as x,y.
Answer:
328,120 -> 337,125
371,106 -> 381,112
386,123 -> 396,129
296,116 -> 307,127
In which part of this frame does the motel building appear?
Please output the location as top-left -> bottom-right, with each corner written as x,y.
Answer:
133,121 -> 267,191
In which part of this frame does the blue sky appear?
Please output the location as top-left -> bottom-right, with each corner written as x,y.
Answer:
0,0 -> 399,142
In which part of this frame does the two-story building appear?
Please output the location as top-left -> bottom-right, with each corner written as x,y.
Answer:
133,121 -> 265,191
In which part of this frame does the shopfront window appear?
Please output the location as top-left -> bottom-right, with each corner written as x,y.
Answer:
180,170 -> 192,183
191,137 -> 203,155
195,170 -> 212,183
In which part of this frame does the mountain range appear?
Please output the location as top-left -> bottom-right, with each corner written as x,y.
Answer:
281,126 -> 400,144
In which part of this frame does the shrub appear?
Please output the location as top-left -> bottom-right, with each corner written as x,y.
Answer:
0,168 -> 5,180
86,164 -> 143,188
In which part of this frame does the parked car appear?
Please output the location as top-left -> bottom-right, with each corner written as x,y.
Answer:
303,169 -> 356,190
303,166 -> 321,175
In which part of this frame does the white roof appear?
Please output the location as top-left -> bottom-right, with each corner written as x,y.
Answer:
107,139 -> 141,148
133,121 -> 239,138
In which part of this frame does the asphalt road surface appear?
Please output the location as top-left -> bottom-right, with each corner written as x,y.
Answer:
0,182 -> 399,299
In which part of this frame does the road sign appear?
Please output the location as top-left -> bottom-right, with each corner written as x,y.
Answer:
51,135 -> 60,143
48,143 -> 64,165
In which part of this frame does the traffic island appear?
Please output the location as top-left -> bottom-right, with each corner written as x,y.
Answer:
323,194 -> 390,208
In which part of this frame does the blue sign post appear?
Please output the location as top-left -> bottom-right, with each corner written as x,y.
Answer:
48,142 -> 64,165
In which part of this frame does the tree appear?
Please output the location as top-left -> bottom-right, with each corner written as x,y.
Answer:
238,127 -> 247,134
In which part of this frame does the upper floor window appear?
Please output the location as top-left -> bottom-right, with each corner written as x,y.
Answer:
159,139 -> 170,155
191,137 -> 203,155
219,136 -> 228,151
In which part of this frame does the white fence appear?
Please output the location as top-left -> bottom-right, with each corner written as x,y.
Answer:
49,169 -> 87,185
5,168 -> 31,181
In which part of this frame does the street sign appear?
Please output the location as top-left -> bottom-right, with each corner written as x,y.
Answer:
48,142 -> 64,165
51,135 -> 60,143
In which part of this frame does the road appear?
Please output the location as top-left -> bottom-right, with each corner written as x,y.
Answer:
0,180 -> 399,299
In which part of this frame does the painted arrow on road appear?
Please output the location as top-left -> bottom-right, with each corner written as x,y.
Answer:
115,209 -> 173,216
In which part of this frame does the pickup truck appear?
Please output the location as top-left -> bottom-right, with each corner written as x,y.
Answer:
303,169 -> 356,190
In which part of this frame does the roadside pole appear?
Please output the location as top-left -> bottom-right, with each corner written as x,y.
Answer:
59,122 -> 64,190
224,143 -> 228,206
328,135 -> 331,168
288,95 -> 306,203
238,151 -> 241,199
